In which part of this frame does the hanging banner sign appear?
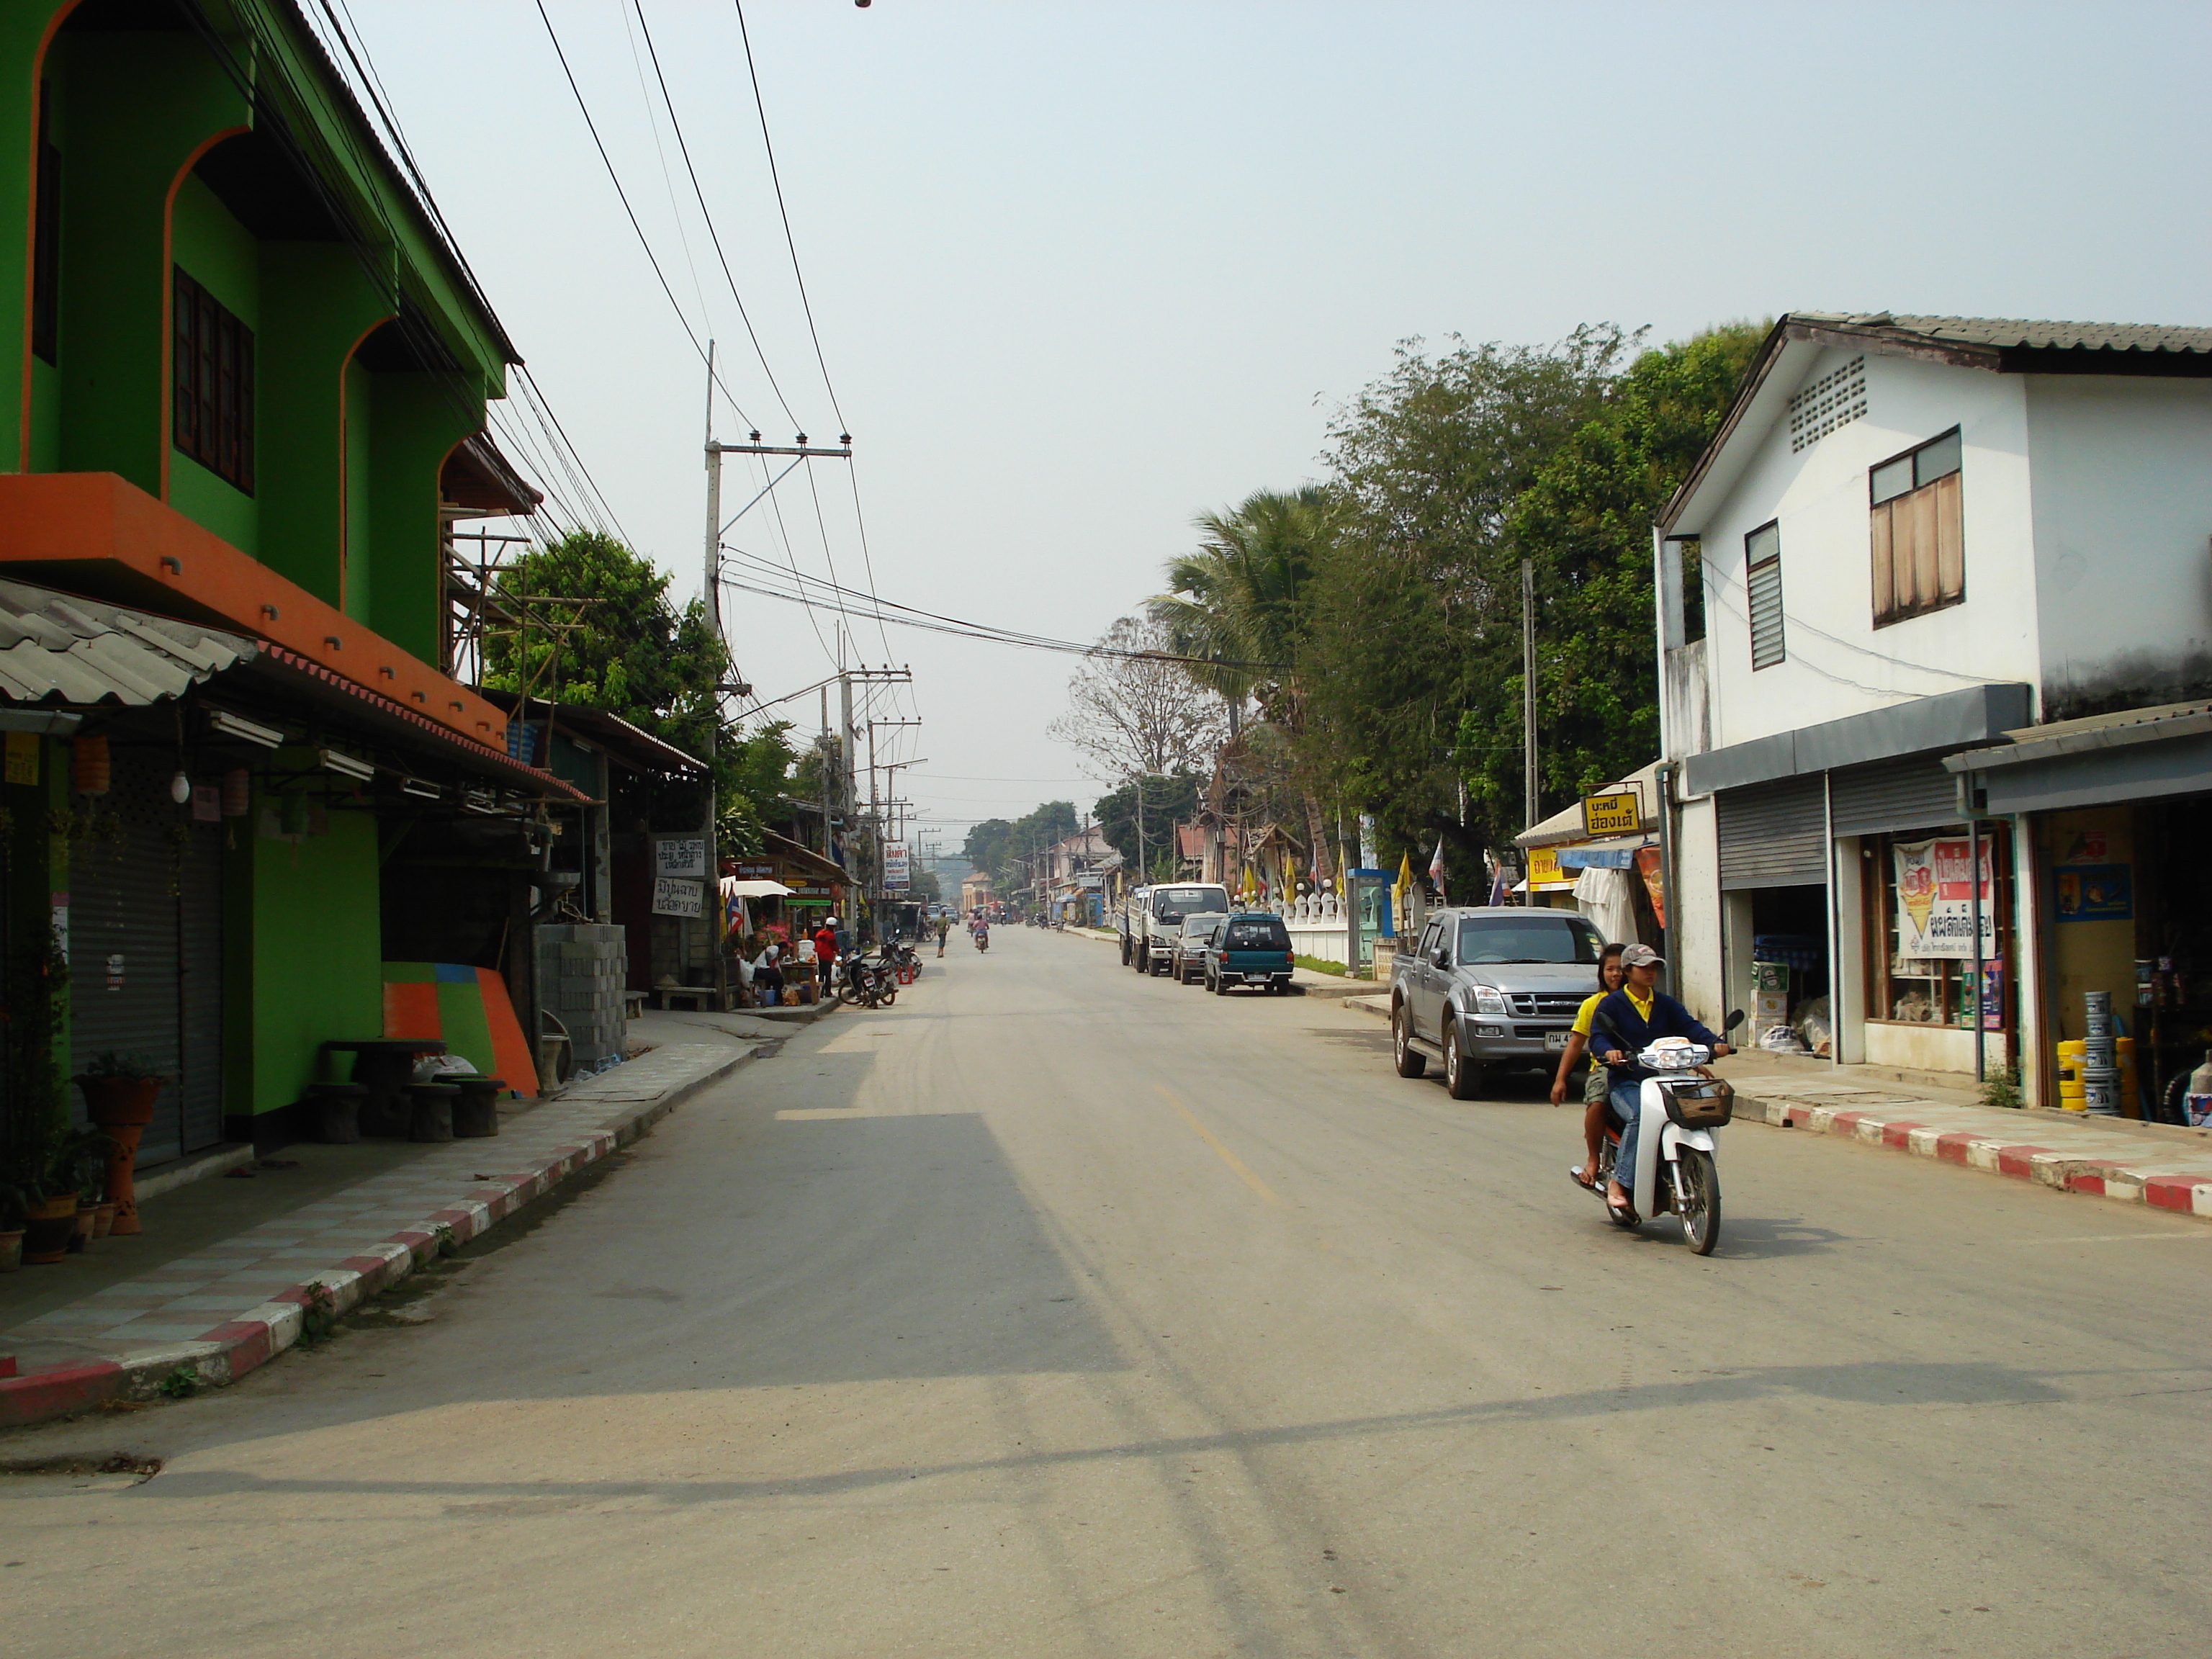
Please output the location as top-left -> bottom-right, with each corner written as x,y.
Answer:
1581,788 -> 1642,838
882,842 -> 910,891
1634,844 -> 1667,929
1525,847 -> 1575,891
652,876 -> 704,918
1892,836 -> 1995,959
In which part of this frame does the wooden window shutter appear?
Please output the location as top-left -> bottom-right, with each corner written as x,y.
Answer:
1933,470 -> 1964,602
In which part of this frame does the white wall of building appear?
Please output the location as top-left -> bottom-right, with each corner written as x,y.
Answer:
2026,374 -> 2212,718
1691,349 -> 2042,749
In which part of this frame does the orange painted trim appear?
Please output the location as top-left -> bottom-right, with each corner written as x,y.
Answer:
0,470 -> 509,748
18,1 -> 84,474
157,125 -> 248,503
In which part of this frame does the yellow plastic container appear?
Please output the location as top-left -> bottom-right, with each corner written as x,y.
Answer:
2056,1037 -> 2134,1112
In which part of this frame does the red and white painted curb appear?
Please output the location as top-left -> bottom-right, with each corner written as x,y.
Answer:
0,1056 -> 752,1431
1733,1092 -> 2212,1220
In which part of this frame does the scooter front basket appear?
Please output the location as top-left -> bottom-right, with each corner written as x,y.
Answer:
1658,1076 -> 1734,1129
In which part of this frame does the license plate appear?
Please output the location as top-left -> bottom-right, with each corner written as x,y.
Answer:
1545,1030 -> 1573,1051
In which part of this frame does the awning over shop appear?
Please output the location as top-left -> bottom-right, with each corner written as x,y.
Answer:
1947,699 -> 2212,815
726,878 -> 793,898
1517,761 -> 1663,849
0,575 -> 254,706
1555,835 -> 1655,869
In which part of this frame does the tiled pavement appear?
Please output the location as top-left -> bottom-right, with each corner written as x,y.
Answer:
0,1041 -> 766,1426
1337,992 -> 2212,1223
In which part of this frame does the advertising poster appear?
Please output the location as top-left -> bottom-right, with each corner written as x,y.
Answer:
1892,836 -> 1995,960
883,842 -> 910,891
2054,864 -> 2132,923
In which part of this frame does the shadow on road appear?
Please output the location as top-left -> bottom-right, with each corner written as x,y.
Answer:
134,1357 -> 2074,1509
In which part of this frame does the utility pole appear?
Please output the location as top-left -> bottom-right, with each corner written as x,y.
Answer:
699,350 -> 850,995
1521,557 -> 1538,835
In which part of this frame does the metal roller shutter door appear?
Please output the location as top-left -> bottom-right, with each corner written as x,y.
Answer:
1829,754 -> 1966,837
1715,775 -> 1827,889
68,751 -> 226,1164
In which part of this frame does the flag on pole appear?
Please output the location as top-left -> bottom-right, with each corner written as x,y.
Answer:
1394,849 -> 1412,904
1428,838 -> 1447,897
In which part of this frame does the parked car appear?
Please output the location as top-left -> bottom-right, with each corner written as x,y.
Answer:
1122,883 -> 1231,975
1172,913 -> 1228,983
1389,907 -> 1606,1100
1203,911 -> 1297,995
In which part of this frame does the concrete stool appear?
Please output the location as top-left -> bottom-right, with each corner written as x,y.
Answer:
451,1077 -> 506,1138
305,1083 -> 370,1144
406,1083 -> 460,1143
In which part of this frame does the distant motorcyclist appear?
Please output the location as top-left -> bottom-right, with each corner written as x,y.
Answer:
1588,945 -> 1732,1215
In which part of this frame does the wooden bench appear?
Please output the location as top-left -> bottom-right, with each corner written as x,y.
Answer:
652,985 -> 717,1012
621,990 -> 647,1020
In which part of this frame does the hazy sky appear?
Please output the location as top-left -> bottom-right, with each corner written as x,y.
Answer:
352,1 -> 2212,859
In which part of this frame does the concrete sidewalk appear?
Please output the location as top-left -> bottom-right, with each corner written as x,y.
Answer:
0,1006 -> 832,1429
1336,990 -> 2212,1222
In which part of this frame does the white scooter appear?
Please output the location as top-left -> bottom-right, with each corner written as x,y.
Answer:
1583,1010 -> 1743,1255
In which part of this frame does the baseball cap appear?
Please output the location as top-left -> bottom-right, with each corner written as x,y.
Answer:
1620,943 -> 1665,968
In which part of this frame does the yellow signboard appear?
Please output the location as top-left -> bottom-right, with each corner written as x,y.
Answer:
1527,846 -> 1575,890
3,731 -> 35,787
1581,788 -> 1642,839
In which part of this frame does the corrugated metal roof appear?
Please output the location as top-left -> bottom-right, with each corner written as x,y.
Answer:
1790,312 -> 2212,357
0,577 -> 256,706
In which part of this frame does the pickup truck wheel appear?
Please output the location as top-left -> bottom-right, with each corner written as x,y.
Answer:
1442,1018 -> 1482,1101
1212,970 -> 1229,996
1120,935 -> 1132,966
1393,1004 -> 1427,1078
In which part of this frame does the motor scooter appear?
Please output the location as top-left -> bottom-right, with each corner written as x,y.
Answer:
974,927 -> 989,953
1581,1010 -> 1744,1255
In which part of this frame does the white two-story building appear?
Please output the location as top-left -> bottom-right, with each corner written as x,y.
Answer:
1655,313 -> 2212,1111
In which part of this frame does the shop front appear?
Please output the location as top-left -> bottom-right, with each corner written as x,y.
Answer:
1949,703 -> 2212,1120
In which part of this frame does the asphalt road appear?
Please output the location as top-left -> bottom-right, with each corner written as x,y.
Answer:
6,928 -> 2210,1658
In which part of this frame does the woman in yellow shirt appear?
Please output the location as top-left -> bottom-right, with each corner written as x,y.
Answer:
1551,942 -> 1627,1188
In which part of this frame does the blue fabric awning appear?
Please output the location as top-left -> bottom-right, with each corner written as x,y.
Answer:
1555,836 -> 1653,870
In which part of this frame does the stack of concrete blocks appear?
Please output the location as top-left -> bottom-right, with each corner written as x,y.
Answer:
537,924 -> 629,1071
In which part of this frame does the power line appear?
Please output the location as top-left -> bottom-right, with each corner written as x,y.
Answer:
534,0 -> 758,433
633,1 -> 802,433
732,0 -> 846,434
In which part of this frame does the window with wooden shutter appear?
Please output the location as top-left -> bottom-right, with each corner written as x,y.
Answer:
1870,428 -> 1961,625
171,266 -> 255,495
1745,521 -> 1784,670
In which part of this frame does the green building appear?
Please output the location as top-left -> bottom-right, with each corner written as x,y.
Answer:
0,0 -> 580,1174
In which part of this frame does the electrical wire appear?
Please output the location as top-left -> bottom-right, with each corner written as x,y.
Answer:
534,0 -> 758,433
633,1 -> 802,433
711,547 -> 1284,670
732,0 -> 846,434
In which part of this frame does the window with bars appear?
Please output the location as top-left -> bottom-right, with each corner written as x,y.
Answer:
171,266 -> 254,495
1870,428 -> 1961,626
1745,521 -> 1784,670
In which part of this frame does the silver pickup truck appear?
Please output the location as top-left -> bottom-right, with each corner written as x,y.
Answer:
1389,906 -> 1609,1100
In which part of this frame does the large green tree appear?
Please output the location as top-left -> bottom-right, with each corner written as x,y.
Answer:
482,530 -> 791,851
1303,328 -> 1632,866
1456,323 -> 1767,826
1093,771 -> 1201,878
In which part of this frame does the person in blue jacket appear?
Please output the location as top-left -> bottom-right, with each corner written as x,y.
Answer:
1588,944 -> 1732,1215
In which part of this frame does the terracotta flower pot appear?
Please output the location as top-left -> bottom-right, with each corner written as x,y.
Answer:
0,1229 -> 23,1273
75,1074 -> 164,1127
91,1201 -> 117,1240
67,1202 -> 98,1253
22,1195 -> 78,1264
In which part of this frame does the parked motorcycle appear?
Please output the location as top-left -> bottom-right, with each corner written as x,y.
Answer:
1580,1010 -> 1745,1255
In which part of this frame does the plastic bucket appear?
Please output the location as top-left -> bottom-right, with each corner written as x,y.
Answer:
2082,1066 -> 2121,1114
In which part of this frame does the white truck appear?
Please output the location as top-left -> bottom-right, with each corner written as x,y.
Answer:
1120,883 -> 1231,976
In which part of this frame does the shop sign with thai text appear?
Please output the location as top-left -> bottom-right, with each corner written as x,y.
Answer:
1892,836 -> 1995,959
654,836 -> 707,878
883,842 -> 910,891
1581,788 -> 1642,838
652,876 -> 705,918
1527,846 -> 1573,889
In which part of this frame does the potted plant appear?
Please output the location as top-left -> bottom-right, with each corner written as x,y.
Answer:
72,1053 -> 166,1238
17,1125 -> 109,1264
0,1185 -> 25,1273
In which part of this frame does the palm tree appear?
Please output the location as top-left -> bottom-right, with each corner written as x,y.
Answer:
1150,485 -> 1343,878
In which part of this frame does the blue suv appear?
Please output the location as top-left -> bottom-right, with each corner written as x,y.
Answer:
1203,912 -> 1296,996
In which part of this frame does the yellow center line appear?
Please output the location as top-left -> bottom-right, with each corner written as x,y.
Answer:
1156,1084 -> 1282,1206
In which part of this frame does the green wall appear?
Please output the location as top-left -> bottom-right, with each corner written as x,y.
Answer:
237,793 -> 384,1115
